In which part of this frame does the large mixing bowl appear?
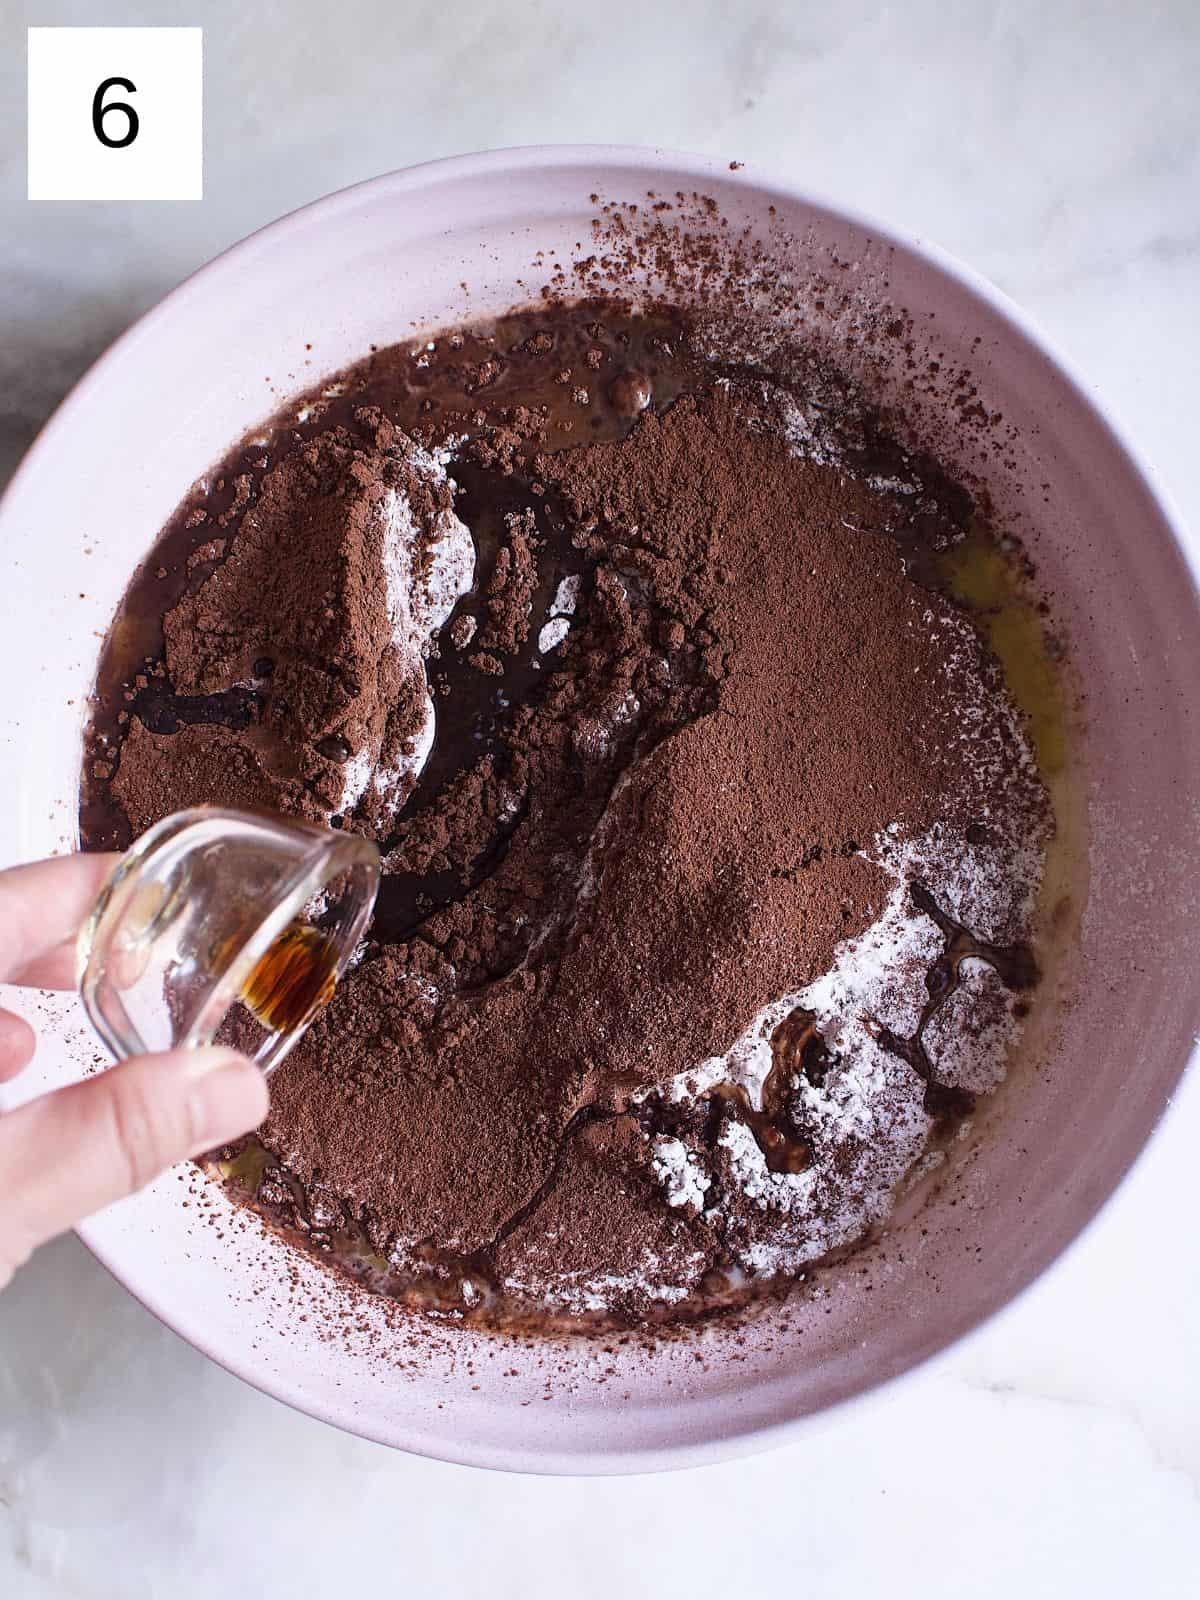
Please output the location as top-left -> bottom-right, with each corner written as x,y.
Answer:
1,148 -> 1196,1473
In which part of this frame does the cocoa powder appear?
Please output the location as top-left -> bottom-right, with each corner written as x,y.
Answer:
117,412 -> 461,839
85,297 -> 1052,1329
258,381 -> 1043,1296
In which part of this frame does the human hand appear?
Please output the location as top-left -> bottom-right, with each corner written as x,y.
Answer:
0,852 -> 269,1289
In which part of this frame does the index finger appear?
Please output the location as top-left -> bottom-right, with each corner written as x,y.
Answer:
0,853 -> 121,988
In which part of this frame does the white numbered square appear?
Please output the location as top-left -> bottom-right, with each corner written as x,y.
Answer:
28,27 -> 202,201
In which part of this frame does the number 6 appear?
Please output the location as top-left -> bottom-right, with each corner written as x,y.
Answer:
92,77 -> 139,149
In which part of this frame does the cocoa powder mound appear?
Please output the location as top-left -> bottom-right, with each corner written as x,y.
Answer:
259,381 -> 1043,1283
92,274 -> 1053,1328
116,412 -> 457,838
78,277 -> 1066,1331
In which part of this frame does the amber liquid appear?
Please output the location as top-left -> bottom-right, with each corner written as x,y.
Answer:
236,924 -> 339,1034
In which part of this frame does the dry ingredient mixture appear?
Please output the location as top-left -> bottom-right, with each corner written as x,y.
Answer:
81,292 -> 1064,1332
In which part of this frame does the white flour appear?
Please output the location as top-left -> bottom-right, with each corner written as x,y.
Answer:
339,440 -> 474,819
642,814 -> 1042,1282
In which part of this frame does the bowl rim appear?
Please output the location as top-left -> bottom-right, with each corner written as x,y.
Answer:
7,143 -> 1196,1472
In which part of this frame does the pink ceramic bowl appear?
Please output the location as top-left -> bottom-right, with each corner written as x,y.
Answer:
1,148 -> 1197,1473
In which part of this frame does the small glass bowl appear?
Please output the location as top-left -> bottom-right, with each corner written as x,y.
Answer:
76,806 -> 381,1074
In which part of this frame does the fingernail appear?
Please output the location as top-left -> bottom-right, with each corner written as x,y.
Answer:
184,1049 -> 270,1145
182,1046 -> 256,1080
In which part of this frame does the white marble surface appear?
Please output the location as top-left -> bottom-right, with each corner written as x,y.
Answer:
1,0 -> 1199,1593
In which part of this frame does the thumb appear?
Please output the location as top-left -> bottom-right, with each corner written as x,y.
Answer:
0,1048 -> 268,1285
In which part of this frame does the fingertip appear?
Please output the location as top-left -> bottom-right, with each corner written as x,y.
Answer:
178,1045 -> 261,1083
0,1008 -> 37,1080
0,1045 -> 269,1259
172,1047 -> 270,1146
